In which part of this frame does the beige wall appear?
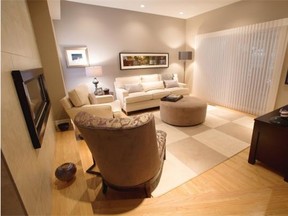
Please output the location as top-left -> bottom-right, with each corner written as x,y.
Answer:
53,1 -> 186,93
27,0 -> 67,121
1,0 -> 56,214
186,1 -> 288,108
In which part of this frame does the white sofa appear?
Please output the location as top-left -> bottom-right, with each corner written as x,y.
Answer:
114,74 -> 189,114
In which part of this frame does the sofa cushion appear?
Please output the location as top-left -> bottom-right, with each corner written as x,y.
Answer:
164,80 -> 179,88
114,76 -> 141,88
142,81 -> 164,92
147,89 -> 170,99
124,83 -> 144,93
161,73 -> 174,80
125,92 -> 153,104
68,84 -> 90,107
141,74 -> 160,83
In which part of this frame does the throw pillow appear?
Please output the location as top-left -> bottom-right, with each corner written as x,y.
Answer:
68,84 -> 90,107
164,80 -> 179,88
124,83 -> 144,93
161,73 -> 174,80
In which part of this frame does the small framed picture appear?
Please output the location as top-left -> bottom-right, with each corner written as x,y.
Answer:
65,47 -> 89,67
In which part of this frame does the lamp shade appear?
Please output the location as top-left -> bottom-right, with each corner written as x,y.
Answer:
85,66 -> 103,77
178,51 -> 192,60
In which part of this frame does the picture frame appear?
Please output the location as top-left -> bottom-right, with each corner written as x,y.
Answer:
65,47 -> 89,67
11,68 -> 51,149
119,52 -> 169,70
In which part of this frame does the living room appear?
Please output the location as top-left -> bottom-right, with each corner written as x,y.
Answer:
1,0 -> 288,215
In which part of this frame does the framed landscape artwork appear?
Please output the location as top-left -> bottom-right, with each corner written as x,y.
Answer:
119,52 -> 169,70
65,47 -> 89,67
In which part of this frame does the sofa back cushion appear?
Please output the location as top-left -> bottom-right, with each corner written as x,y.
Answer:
142,81 -> 164,92
124,83 -> 144,93
114,76 -> 141,88
141,74 -> 160,83
161,73 -> 174,81
68,84 -> 90,107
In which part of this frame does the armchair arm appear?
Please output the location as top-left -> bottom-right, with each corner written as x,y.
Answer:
88,93 -> 114,104
67,104 -> 113,121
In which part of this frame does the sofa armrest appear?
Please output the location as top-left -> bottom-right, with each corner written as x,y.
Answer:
115,88 -> 129,107
178,82 -> 187,88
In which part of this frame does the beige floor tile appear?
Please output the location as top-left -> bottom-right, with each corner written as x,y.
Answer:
156,123 -> 189,145
216,122 -> 253,143
175,124 -> 211,136
151,151 -> 197,197
233,116 -> 255,129
192,129 -> 249,157
208,106 -> 245,121
168,137 -> 227,174
203,113 -> 229,128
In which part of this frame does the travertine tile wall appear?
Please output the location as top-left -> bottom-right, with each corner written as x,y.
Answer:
1,0 -> 56,214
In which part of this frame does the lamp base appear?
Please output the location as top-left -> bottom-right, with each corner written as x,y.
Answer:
94,87 -> 104,95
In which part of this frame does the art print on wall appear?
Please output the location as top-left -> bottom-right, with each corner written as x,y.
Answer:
285,69 -> 288,85
65,47 -> 89,67
119,52 -> 169,70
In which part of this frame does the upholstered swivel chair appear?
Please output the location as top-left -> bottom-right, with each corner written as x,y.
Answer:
74,112 -> 166,197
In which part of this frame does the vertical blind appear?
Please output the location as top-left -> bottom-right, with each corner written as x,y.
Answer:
193,18 -> 288,115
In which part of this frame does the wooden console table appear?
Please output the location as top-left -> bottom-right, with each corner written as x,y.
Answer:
248,105 -> 288,182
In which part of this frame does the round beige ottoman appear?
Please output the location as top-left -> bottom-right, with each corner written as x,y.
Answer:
160,96 -> 207,126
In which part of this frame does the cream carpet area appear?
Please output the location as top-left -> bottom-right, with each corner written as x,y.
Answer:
151,105 -> 254,197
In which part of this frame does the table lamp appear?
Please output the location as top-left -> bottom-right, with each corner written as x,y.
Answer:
85,66 -> 103,94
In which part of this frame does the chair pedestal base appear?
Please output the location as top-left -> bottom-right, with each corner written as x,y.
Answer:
86,158 -> 101,177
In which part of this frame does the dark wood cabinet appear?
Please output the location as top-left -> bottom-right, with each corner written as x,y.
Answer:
248,105 -> 288,182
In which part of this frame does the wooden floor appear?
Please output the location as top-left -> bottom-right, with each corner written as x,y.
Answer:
52,130 -> 288,215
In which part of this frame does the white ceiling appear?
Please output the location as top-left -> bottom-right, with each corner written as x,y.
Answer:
65,0 -> 241,19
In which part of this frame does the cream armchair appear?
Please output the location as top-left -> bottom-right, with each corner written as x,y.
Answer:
74,112 -> 166,197
60,84 -> 126,138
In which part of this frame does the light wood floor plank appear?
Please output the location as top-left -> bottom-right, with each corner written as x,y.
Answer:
52,130 -> 288,215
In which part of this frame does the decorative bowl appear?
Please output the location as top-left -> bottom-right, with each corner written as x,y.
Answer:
58,122 -> 70,131
55,162 -> 77,182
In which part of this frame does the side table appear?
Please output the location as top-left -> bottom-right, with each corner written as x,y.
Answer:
248,105 -> 288,182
